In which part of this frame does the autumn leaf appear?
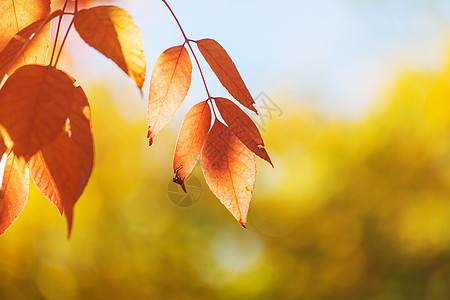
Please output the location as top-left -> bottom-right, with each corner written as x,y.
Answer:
201,121 -> 256,227
147,45 -> 192,145
0,0 -> 51,76
0,10 -> 62,83
0,135 -> 6,157
73,5 -> 146,90
215,97 -> 272,166
29,132 -> 81,235
70,86 -> 94,199
0,65 -> 77,158
196,39 -> 257,113
173,100 -> 211,191
0,152 -> 30,235
28,85 -> 94,236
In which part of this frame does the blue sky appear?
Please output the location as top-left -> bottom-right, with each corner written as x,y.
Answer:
67,0 -> 450,118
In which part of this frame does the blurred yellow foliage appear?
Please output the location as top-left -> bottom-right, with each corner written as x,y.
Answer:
0,54 -> 450,299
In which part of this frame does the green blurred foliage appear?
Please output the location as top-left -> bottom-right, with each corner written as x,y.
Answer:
1,55 -> 450,299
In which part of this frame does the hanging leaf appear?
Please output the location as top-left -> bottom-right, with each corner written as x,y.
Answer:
147,45 -> 192,145
70,86 -> 94,199
0,65 -> 77,158
28,85 -> 94,236
196,39 -> 256,113
0,152 -> 30,235
173,100 -> 211,191
201,121 -> 256,227
0,0 -> 51,76
0,10 -> 62,83
28,132 -> 81,236
215,97 -> 272,166
73,5 -> 146,90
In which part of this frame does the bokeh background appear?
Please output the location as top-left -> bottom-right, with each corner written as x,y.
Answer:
1,0 -> 450,299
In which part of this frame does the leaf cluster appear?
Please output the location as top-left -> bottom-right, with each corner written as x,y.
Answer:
0,0 -> 271,236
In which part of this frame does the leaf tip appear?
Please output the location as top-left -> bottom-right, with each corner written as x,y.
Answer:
65,210 -> 74,239
173,175 -> 187,193
147,126 -> 154,146
239,220 -> 247,229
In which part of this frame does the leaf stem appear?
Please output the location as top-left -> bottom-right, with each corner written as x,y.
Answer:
49,0 -> 69,66
161,0 -> 211,99
53,19 -> 74,68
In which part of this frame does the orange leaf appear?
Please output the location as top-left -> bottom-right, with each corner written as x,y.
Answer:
147,45 -> 192,145
215,97 -> 273,166
0,0 -> 51,76
70,86 -> 94,199
28,86 -> 94,236
0,135 -> 6,157
0,152 -> 30,235
196,39 -> 256,113
173,101 -> 211,191
0,65 -> 77,158
201,121 -> 256,227
0,10 -> 62,83
74,5 -> 146,90
28,132 -> 81,236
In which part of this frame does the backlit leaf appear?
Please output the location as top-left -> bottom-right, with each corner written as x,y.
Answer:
0,152 -> 29,235
201,121 -> 256,227
196,39 -> 257,113
0,10 -> 61,83
28,86 -> 94,236
173,101 -> 211,191
215,97 -> 272,166
70,86 -> 94,200
74,5 -> 146,90
0,65 -> 77,158
29,132 -> 81,236
0,0 -> 51,76
147,45 -> 192,145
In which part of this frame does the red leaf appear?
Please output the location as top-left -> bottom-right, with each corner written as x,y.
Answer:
201,121 -> 256,227
0,65 -> 77,158
73,5 -> 147,90
28,86 -> 94,236
196,39 -> 256,113
0,0 -> 51,76
147,45 -> 192,145
173,101 -> 211,191
0,152 -> 30,235
215,97 -> 272,166
0,10 -> 62,83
